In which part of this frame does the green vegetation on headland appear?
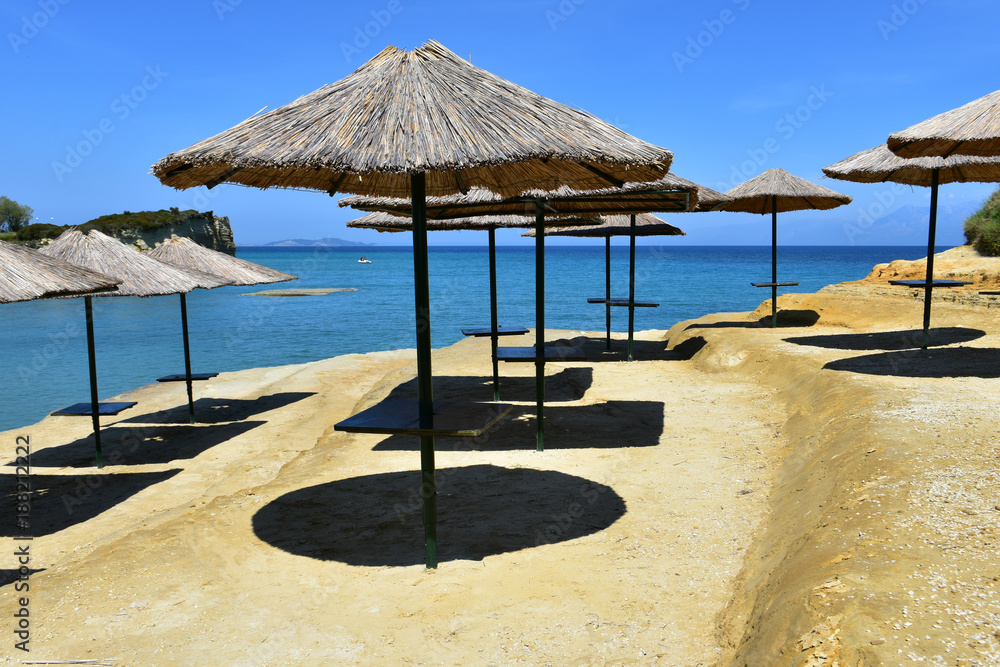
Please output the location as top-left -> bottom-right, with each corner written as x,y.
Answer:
0,196 -> 34,234
965,187 -> 1000,256
4,207 -> 212,244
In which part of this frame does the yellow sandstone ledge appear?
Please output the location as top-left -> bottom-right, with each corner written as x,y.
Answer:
2,248 -> 998,665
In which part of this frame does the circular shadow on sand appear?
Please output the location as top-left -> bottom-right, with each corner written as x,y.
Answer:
252,464 -> 626,566
824,346 -> 1000,378
785,327 -> 985,351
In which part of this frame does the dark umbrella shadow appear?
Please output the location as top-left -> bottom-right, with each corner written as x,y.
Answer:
252,464 -> 626,566
549,335 -> 705,362
0,470 -> 181,537
1,569 -> 44,589
121,392 -> 316,424
19,422 -> 265,468
686,309 -> 821,330
371,400 -> 664,451
383,368 -> 593,403
824,347 -> 1000,378
786,327 -> 985,351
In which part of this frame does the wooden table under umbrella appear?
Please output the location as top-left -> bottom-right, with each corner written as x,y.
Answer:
152,40 -> 674,569
40,230 -> 231,468
345,211 -> 601,401
714,168 -> 852,328
148,236 -> 298,423
1,239 -> 121,446
824,144 -> 1000,347
524,213 -> 685,360
342,175 -> 700,453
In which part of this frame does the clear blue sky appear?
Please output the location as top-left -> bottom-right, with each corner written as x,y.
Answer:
4,0 -> 999,247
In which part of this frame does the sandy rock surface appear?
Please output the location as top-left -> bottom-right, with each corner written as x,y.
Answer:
3,248 -> 1000,665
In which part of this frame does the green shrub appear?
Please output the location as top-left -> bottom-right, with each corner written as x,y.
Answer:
11,209 -> 211,243
16,223 -> 65,241
965,188 -> 1000,256
78,208 -> 204,234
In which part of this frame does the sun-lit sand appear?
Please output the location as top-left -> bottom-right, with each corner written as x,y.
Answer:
3,249 -> 1000,665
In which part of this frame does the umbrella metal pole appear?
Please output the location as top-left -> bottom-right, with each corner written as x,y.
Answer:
628,214 -> 637,361
534,201 -> 545,452
489,227 -> 500,401
922,169 -> 939,349
771,196 -> 778,329
605,236 -> 612,351
180,293 -> 195,424
85,296 -> 103,469
412,172 -> 437,569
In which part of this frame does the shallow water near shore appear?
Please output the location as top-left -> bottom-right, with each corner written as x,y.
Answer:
3,244 -> 940,432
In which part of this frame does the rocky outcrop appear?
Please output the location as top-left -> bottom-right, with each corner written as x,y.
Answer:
109,212 -> 237,255
852,244 -> 1000,288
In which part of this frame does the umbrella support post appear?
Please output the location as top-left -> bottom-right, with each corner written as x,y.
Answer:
922,170 -> 940,349
771,198 -> 778,329
420,435 -> 437,566
412,172 -> 438,569
85,296 -> 103,469
604,237 -> 612,351
180,293 -> 195,424
489,228 -> 500,401
534,201 -> 545,452
628,215 -> 636,361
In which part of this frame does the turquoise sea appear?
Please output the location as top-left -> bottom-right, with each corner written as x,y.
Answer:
2,245 -> 941,433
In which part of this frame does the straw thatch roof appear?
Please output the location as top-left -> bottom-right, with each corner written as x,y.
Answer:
152,41 -> 672,199
822,144 -> 1000,186
888,88 -> 1000,159
0,240 -> 121,304
149,237 -> 297,286
39,230 -> 230,297
691,184 -> 728,211
340,173 -> 703,219
715,168 -> 852,214
346,210 -> 603,232
523,213 -> 685,238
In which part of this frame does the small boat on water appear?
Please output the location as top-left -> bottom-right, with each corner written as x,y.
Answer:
358,256 -> 372,264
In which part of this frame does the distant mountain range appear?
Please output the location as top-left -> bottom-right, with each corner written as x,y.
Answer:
256,237 -> 374,247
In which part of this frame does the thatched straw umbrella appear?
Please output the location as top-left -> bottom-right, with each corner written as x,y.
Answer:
0,239 -> 120,303
715,169 -> 852,327
525,213 -> 685,359
148,236 -> 298,421
40,230 -> 229,467
522,184 -> 725,357
888,88 -> 1000,159
152,40 -> 673,569
343,175 -> 700,450
340,173 -> 701,219
823,144 -> 1000,347
346,211 -> 598,401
